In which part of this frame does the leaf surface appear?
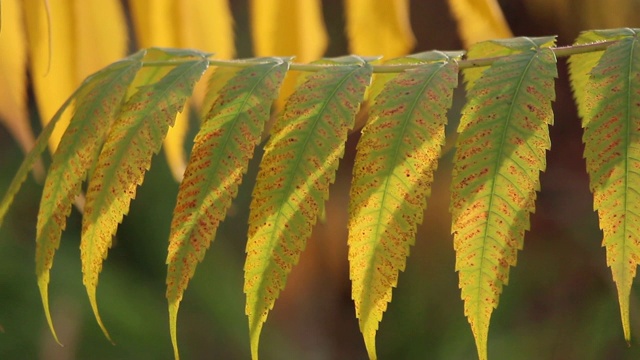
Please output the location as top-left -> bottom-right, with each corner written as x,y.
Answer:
166,58 -> 288,360
244,58 -> 371,359
349,54 -> 458,359
80,57 -> 208,340
568,31 -> 609,119
451,41 -> 557,360
464,36 -> 556,91
573,28 -> 640,342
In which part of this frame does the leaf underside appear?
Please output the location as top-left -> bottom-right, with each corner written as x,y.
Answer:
348,53 -> 458,359
244,57 -> 372,360
80,56 -> 208,341
166,58 -> 288,360
451,38 -> 557,360
571,28 -> 640,343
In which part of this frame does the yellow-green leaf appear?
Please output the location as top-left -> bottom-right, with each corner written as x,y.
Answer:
464,36 -> 556,92
81,57 -> 208,341
244,58 -> 372,359
345,0 -> 415,57
574,28 -> 640,343
569,30 -> 625,119
32,52 -> 144,344
166,58 -> 288,360
447,0 -> 512,47
451,40 -> 557,360
368,51 -> 464,103
349,54 -> 458,359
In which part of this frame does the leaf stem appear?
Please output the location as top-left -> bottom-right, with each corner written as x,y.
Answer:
140,40 -> 618,73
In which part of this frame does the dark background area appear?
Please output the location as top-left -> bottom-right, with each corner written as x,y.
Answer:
1,0 -> 640,359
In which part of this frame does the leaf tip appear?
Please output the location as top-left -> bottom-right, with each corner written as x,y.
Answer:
362,327 -> 378,360
169,301 -> 181,360
37,277 -> 62,346
469,316 -> 489,360
618,293 -> 631,344
249,317 -> 264,360
87,287 -> 114,345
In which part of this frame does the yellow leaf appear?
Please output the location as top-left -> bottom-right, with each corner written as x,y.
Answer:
0,0 -> 43,177
129,0 -> 177,47
345,0 -> 415,57
23,0 -> 75,151
251,0 -> 327,62
24,0 -> 127,151
73,0 -> 128,81
164,110 -> 190,181
177,0 -> 234,59
130,0 -> 236,182
447,0 -> 513,47
251,0 -> 328,113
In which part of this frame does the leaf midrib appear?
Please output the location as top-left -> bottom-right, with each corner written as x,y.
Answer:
360,62 -> 448,310
473,51 -> 540,325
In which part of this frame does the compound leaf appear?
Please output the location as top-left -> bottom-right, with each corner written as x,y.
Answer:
166,58 -> 288,360
80,57 -> 208,341
34,51 -> 145,343
244,58 -> 372,359
451,40 -> 557,360
349,54 -> 458,359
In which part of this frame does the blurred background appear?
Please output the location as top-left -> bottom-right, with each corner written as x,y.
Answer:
2,0 -> 640,359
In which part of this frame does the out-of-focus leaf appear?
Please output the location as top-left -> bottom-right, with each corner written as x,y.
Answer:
0,0 -> 43,178
24,0 -> 127,152
130,0 -> 235,182
345,0 -> 415,57
447,0 -> 512,47
251,0 -> 327,62
23,0 -> 75,151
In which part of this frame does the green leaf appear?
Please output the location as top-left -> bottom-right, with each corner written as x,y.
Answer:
569,31 -> 613,119
349,57 -> 458,359
166,58 -> 289,360
577,30 -> 640,343
367,51 -> 464,105
244,58 -> 372,359
451,45 -> 557,360
80,57 -> 208,341
464,36 -> 556,91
